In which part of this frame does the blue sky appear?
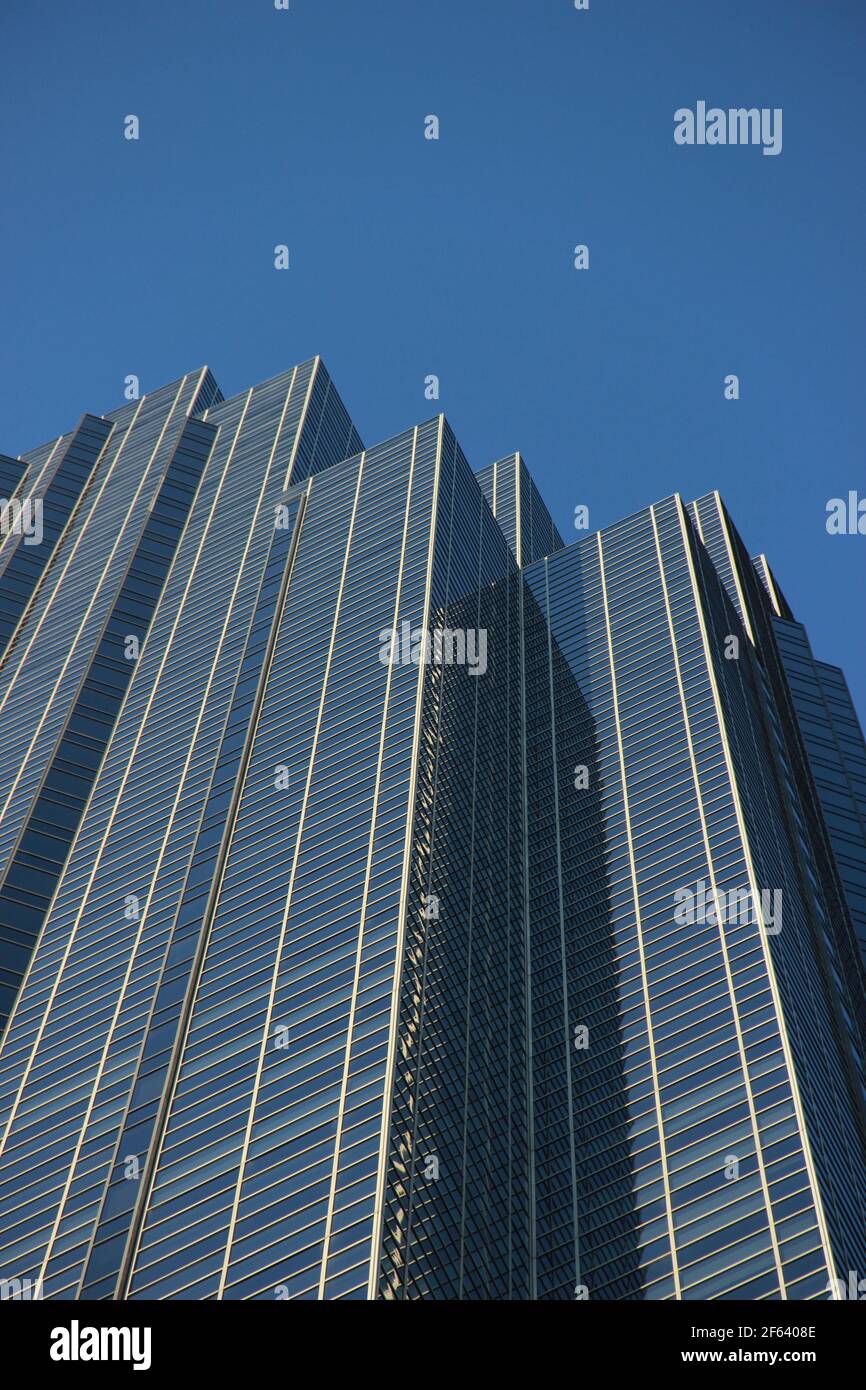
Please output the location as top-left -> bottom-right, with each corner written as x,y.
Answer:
1,0 -> 864,710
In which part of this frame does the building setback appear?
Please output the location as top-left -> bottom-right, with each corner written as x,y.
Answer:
0,361 -> 864,1300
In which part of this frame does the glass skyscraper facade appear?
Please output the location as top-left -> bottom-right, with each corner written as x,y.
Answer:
0,361 -> 864,1301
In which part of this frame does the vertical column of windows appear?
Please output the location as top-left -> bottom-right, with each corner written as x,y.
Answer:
0,419 -> 214,1031
649,501 -> 786,1299
0,417 -> 113,662
596,525 -> 682,1299
80,494 -> 305,1298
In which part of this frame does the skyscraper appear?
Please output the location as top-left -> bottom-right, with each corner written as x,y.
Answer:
0,361 -> 864,1301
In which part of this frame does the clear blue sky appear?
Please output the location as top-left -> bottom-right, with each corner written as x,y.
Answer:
1,0 -> 864,711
